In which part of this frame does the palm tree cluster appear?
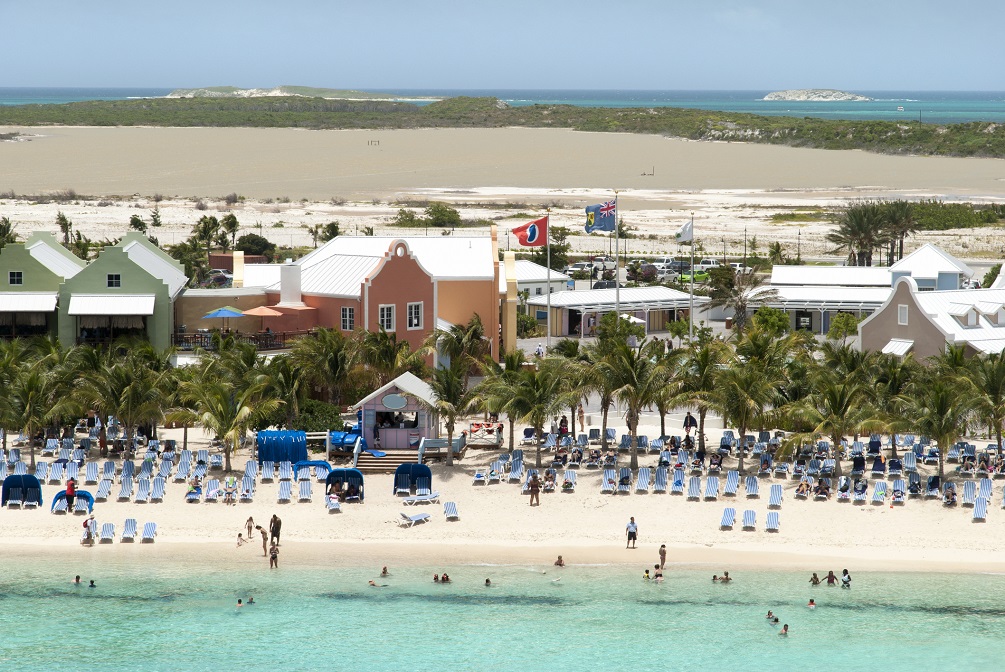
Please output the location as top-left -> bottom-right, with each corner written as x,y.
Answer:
826,200 -> 918,266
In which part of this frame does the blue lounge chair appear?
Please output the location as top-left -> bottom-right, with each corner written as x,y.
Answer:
871,481 -> 888,504
671,469 -> 685,495
48,463 -> 64,484
973,497 -> 988,522
122,518 -> 138,542
618,468 -> 632,494
870,457 -> 886,478
588,428 -> 601,444
653,467 -> 668,494
745,476 -> 759,498
326,495 -> 341,513
472,469 -> 488,486
853,479 -> 868,503
70,496 -> 86,514
769,484 -> 783,508
766,511 -> 780,533
577,434 -> 589,450
66,461 -> 80,482
84,461 -> 99,484
758,455 -> 773,476
298,480 -> 312,502
687,476 -> 701,500
962,480 -> 977,506
601,469 -> 616,494
814,478 -> 832,500
395,473 -> 412,494
924,448 -> 940,465
903,452 -> 917,473
650,437 -> 664,454
6,487 -> 22,508
416,477 -> 432,497
398,512 -> 430,527
296,467 -> 311,482
13,462 -> 26,476
157,460 -> 172,479
174,460 -> 191,482
240,477 -> 255,503
120,461 -> 135,480
150,477 -> 166,502
947,443 -> 962,462
277,480 -> 292,503
138,460 -> 153,479
742,510 -> 756,530
404,491 -> 440,505
444,502 -> 460,520
720,507 -> 736,529
99,523 -> 115,543
42,438 -> 58,456
562,470 -> 577,493
134,478 -> 151,503
95,479 -> 112,501
979,478 -> 993,500
774,461 -> 789,478
723,470 -> 739,497
35,461 -> 48,482
507,461 -> 524,483
907,472 -> 922,497
52,497 -> 68,514
850,441 -> 864,457
605,428 -> 617,445
195,449 -> 208,465
635,467 -> 651,493
521,427 -> 536,445
488,461 -> 502,484
117,477 -> 133,501
203,479 -> 221,503
141,522 -> 157,542
278,462 -> 293,481
891,479 -> 906,504
618,434 -> 631,451
820,459 -> 835,478
705,476 -> 719,500
806,459 -> 821,477
260,460 -> 275,482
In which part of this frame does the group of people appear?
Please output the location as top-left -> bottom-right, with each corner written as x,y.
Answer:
808,569 -> 851,588
237,515 -> 282,567
433,573 -> 452,583
326,480 -> 360,502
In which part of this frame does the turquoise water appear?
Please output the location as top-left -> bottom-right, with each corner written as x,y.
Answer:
2,557 -> 1002,671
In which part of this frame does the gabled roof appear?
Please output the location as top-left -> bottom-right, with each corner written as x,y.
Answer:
750,285 -> 892,311
353,371 -> 436,409
912,285 -> 1005,351
891,243 -> 974,280
24,232 -> 86,279
499,260 -> 570,292
300,237 -> 495,280
267,254 -> 381,298
769,265 -> 891,287
118,233 -> 188,298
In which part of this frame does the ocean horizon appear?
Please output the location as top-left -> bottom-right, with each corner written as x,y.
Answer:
2,87 -> 1004,124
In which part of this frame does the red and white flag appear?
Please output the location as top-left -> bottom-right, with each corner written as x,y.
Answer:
512,216 -> 548,247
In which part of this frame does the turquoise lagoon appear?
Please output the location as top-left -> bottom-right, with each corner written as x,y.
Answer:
1,556 -> 1002,671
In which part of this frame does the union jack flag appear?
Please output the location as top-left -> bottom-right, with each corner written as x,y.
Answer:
598,201 -> 616,217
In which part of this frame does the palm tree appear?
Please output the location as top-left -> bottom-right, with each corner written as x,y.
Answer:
792,369 -> 870,479
263,354 -> 306,428
826,202 -> 889,266
504,361 -> 569,468
883,200 -> 917,262
897,374 -> 974,479
869,352 -> 918,457
421,361 -> 479,467
290,328 -> 358,406
358,329 -> 428,387
714,360 -> 779,473
9,365 -> 55,468
676,338 -> 729,453
970,351 -> 1005,451
424,314 -> 487,388
595,339 -> 667,469
707,272 -> 777,333
476,349 -> 526,451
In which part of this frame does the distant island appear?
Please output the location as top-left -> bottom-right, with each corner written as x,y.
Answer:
166,85 -> 405,101
763,89 -> 872,102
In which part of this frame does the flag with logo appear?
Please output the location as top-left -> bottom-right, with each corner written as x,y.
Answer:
584,200 -> 617,233
512,216 -> 548,247
674,219 -> 693,244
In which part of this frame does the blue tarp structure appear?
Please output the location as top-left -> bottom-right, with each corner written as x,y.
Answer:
2,474 -> 43,506
329,431 -> 362,451
392,463 -> 431,494
256,430 -> 308,465
51,490 -> 94,513
325,468 -> 365,501
293,460 -> 331,477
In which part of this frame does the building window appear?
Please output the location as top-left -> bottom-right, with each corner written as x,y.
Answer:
407,302 -> 423,330
107,274 -> 121,288
8,271 -> 22,285
341,306 -> 354,331
535,287 -> 542,295
378,305 -> 394,331
897,305 -> 908,326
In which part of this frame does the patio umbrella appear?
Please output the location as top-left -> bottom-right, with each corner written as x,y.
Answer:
203,306 -> 245,331
242,306 -> 283,317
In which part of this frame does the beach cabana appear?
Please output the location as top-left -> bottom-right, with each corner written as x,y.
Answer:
256,430 -> 308,465
325,468 -> 365,502
392,463 -> 431,494
353,372 -> 440,451
51,490 -> 94,513
2,474 -> 43,506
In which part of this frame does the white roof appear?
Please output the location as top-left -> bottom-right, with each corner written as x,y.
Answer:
498,260 -> 570,292
769,265 -> 891,287
68,294 -> 156,316
992,271 -> 1005,290
300,237 -> 495,280
750,285 -> 892,310
353,371 -> 436,409
526,286 -> 705,312
891,244 -> 974,280
121,239 -> 188,298
0,291 -> 57,312
25,237 -> 85,279
242,264 -> 283,289
912,286 -> 1005,351
268,254 -> 381,298
881,338 -> 914,356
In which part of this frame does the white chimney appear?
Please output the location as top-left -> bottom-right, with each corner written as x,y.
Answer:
278,263 -> 305,306
232,251 -> 245,288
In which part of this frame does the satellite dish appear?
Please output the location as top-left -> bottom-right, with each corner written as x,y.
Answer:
381,393 -> 407,410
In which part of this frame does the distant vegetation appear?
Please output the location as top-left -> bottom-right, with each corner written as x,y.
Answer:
0,95 -> 1004,157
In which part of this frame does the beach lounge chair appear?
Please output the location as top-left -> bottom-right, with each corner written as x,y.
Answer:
174,460 -> 190,482
520,427 -> 535,445
820,459 -> 835,478
562,470 -> 577,493
973,497 -> 988,522
84,461 -> 98,485
141,522 -> 157,542
687,476 -> 701,500
472,469 -> 488,486
923,447 -> 940,465
649,437 -> 664,454
416,477 -> 432,497
42,438 -> 58,457
979,478 -> 993,500
196,449 -> 209,465
543,468 -> 557,492
588,428 -> 601,444
962,480 -> 977,506
568,449 -> 582,468
99,523 -> 115,543
120,461 -> 135,480
925,477 -> 941,500
444,501 -> 460,520
947,443 -> 962,462
239,477 -> 255,503
394,473 -> 412,495
117,477 -> 133,501
138,460 -> 154,479
720,507 -> 736,530
814,478 -> 832,500
122,518 -> 138,542
671,469 -> 685,495
52,497 -> 68,514
758,455 -> 773,477
277,480 -> 292,503
871,481 -> 888,504
605,428 -> 617,446
278,462 -> 293,481
766,511 -> 780,532
134,478 -> 151,503
653,467 -> 668,494
903,452 -> 917,474
601,469 -> 616,494
745,476 -> 760,498
617,467 -> 632,494
0,461 -> 6,480
774,461 -> 789,478
487,461 -> 502,484
70,496 -> 87,514
203,479 -> 221,503
907,472 -> 922,497
853,479 -> 868,503
507,461 -> 524,483
705,476 -> 720,500
48,463 -> 64,484
723,470 -> 739,497
792,459 -> 806,479
35,461 -> 48,482
150,477 -> 166,502
836,476 -> 851,502
12,461 -> 26,476
260,460 -> 275,482
577,434 -> 589,450
6,487 -> 22,508
869,456 -> 886,478
326,495 -> 341,513
807,459 -> 821,478
768,483 -> 783,508
156,460 -> 172,479
635,467 -> 651,493
94,479 -> 111,501
892,479 -> 906,504
298,479 -> 312,502
65,461 -> 79,482
742,510 -> 756,531
193,461 -> 208,480
398,512 -> 430,527
850,441 -> 864,457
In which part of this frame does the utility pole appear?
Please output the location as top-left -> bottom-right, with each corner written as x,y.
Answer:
743,226 -> 747,265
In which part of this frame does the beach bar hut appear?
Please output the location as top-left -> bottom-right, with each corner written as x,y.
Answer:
325,468 -> 365,502
256,430 -> 308,465
353,372 -> 439,451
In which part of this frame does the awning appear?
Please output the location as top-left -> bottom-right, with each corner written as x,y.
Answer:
882,338 -> 914,356
0,292 -> 57,312
68,294 -> 156,316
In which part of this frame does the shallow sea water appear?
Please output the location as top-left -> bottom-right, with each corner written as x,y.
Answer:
1,556 -> 1001,671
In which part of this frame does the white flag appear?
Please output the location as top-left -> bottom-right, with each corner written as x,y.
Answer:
674,219 -> 693,244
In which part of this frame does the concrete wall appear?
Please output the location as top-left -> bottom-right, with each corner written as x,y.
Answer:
437,278 -> 499,355
174,291 -> 268,332
859,280 -> 947,359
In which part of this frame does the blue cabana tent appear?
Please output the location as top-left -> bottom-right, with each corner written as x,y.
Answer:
51,490 -> 94,513
392,463 -> 431,494
2,474 -> 43,507
293,460 -> 331,477
325,468 -> 365,501
329,431 -> 362,451
256,430 -> 308,464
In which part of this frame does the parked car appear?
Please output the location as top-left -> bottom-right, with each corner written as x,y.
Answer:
729,262 -> 754,275
628,263 -> 674,283
591,256 -> 618,271
564,262 -> 597,277
696,259 -> 722,273
650,256 -> 677,270
680,270 -> 710,283
592,280 -> 623,290
667,260 -> 692,274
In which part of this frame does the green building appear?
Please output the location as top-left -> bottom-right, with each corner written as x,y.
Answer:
58,232 -> 187,350
0,232 -> 86,339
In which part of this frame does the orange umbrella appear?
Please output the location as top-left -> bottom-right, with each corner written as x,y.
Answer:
243,306 -> 283,317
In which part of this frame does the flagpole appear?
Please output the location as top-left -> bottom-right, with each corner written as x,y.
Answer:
688,210 -> 694,341
546,209 -> 552,352
614,190 -> 620,317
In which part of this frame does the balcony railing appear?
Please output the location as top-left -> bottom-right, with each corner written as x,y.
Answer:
173,330 -> 315,352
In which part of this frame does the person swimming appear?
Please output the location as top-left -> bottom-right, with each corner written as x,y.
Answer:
807,599 -> 816,609
88,580 -> 96,588
766,610 -> 774,619
779,624 -> 789,636
643,569 -> 651,580
237,599 -> 244,607
485,578 -> 491,586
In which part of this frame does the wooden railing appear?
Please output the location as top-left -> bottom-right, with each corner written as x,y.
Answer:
172,330 -> 315,352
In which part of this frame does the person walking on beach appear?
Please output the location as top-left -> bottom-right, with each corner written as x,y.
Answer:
65,478 -> 76,510
270,514 -> 282,545
269,542 -> 279,569
256,525 -> 268,557
659,544 -> 667,569
683,412 -> 698,437
626,517 -> 638,549
529,473 -> 541,506
577,403 -> 585,430
245,516 -> 254,539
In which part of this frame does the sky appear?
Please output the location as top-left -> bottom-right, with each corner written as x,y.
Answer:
5,0 -> 1004,91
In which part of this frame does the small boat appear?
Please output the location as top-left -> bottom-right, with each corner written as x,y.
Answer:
897,106 -> 904,112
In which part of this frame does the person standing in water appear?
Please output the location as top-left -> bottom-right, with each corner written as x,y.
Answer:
659,544 -> 667,569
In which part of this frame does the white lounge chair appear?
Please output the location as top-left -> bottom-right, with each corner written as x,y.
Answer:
768,484 -> 783,508
203,479 -> 221,503
653,467 -> 668,494
687,476 -> 701,500
141,522 -> 157,542
671,469 -> 685,495
122,518 -> 138,542
742,510 -> 756,530
704,476 -> 719,500
720,507 -> 736,529
84,461 -> 99,485
745,475 -> 760,498
298,479 -> 313,502
52,497 -> 69,514
260,460 -> 275,482
766,511 -> 780,532
562,470 -> 577,493
723,470 -> 739,496
973,496 -> 988,522
134,478 -> 151,503
99,523 -> 115,543
277,480 -> 292,503
871,481 -> 888,504
398,512 -> 430,527
403,492 -> 440,505
601,469 -> 616,494
73,498 -> 88,514
117,477 -> 133,501
444,501 -> 460,520
635,467 -> 651,493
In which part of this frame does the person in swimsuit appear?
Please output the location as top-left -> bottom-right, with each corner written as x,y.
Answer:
825,571 -> 837,586
841,569 -> 852,588
529,474 -> 541,507
269,542 -> 279,569
809,573 -> 820,586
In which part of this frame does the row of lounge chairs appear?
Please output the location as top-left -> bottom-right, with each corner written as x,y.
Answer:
81,518 -> 157,543
398,502 -> 461,527
720,508 -> 780,532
